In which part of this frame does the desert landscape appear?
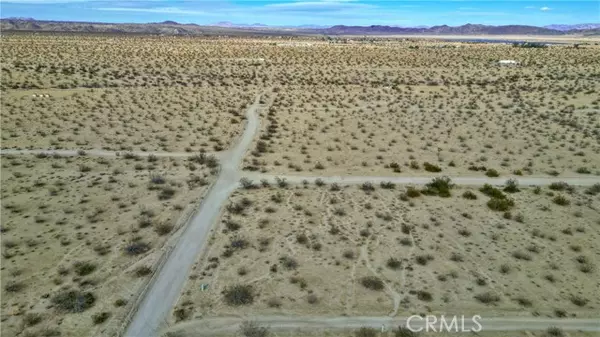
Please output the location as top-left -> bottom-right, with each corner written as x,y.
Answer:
1,30 -> 599,337
174,180 -> 600,321
0,152 -> 219,337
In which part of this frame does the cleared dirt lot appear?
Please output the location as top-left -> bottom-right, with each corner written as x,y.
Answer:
0,153 -> 217,337
173,179 -> 599,323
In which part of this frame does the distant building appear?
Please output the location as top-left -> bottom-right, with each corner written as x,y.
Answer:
498,60 -> 519,66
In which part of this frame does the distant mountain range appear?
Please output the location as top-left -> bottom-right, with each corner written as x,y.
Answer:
1,18 -> 599,36
544,23 -> 600,31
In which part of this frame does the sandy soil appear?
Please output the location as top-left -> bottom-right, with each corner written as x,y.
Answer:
0,86 -> 256,152
173,180 -> 599,323
244,53 -> 600,176
0,154 -> 217,337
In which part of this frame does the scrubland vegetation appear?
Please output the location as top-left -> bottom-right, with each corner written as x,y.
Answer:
0,154 -> 216,336
1,33 -> 599,336
174,178 -> 599,322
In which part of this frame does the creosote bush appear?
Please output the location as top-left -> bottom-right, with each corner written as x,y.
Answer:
223,284 -> 254,306
360,276 -> 384,291
422,176 -> 453,197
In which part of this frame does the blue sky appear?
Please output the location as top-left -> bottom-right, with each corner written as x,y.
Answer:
1,1 -> 598,26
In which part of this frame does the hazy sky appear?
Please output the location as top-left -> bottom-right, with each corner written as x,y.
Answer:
1,0 -> 598,26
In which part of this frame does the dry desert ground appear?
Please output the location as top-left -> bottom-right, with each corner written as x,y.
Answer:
0,153 -> 218,337
1,33 -> 599,337
174,180 -> 600,325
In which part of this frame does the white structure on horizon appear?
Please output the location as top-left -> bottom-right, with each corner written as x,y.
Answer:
498,60 -> 519,66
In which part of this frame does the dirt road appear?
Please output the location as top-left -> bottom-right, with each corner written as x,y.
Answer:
165,315 -> 600,336
244,173 -> 600,187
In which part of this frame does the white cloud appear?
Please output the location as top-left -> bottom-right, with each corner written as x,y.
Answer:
540,6 -> 551,11
524,6 -> 536,9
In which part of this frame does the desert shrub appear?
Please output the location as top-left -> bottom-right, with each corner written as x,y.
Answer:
5,281 -> 26,293
503,179 -> 520,193
386,258 -> 402,270
500,264 -> 511,274
275,177 -> 288,188
545,327 -> 565,337
155,222 -> 174,235
512,251 -> 532,261
462,190 -> 477,199
576,167 -> 591,174
224,284 -> 254,306
343,250 -> 356,259
307,294 -> 319,304
230,236 -> 249,250
423,162 -> 442,172
405,187 -> 421,198
355,327 -> 378,337
415,254 -> 434,266
125,241 -> 150,255
416,290 -> 433,302
422,177 -> 453,197
315,178 -> 325,186
134,266 -> 152,277
73,261 -> 96,276
240,177 -> 256,189
513,297 -> 533,307
150,173 -> 166,184
395,326 -> 418,337
279,256 -> 298,270
487,197 -> 515,211
360,276 -> 384,291
553,195 -> 570,206
23,313 -> 44,326
380,181 -> 395,189
549,182 -> 570,191
158,186 -> 177,200
239,321 -> 270,337
92,311 -> 111,325
570,295 -> 589,307
361,182 -> 375,192
584,183 -> 600,195
485,169 -> 500,177
474,291 -> 500,304
330,183 -> 341,191
51,290 -> 96,312
479,184 -> 505,198
205,155 -> 219,168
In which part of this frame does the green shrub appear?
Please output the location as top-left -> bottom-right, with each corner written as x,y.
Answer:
355,327 -> 378,337
462,190 -> 477,199
51,290 -> 96,312
386,258 -> 402,270
553,195 -> 570,206
423,162 -> 442,172
487,197 -> 515,211
479,184 -> 506,199
584,183 -> 600,196
224,284 -> 254,306
422,177 -> 453,197
360,276 -> 384,291
239,321 -> 270,337
485,169 -> 500,177
92,312 -> 111,325
406,187 -> 421,198
474,291 -> 501,304
73,261 -> 96,276
503,179 -> 520,193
